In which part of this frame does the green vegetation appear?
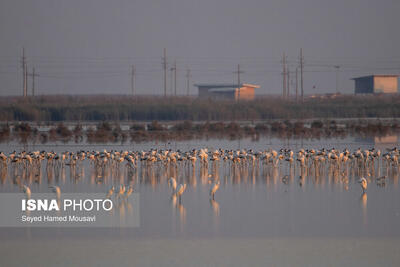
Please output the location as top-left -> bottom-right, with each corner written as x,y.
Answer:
0,94 -> 399,122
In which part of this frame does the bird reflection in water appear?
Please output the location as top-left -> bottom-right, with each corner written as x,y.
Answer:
171,194 -> 177,209
170,194 -> 186,231
210,198 -> 220,217
171,194 -> 186,231
360,192 -> 367,226
116,196 -> 135,227
177,202 -> 186,231
210,198 -> 220,231
118,198 -> 125,223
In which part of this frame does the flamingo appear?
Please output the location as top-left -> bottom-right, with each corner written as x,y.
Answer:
168,177 -> 177,192
49,186 -> 61,200
358,177 -> 367,193
209,180 -> 220,200
125,185 -> 133,198
175,183 -> 187,203
117,185 -> 126,198
106,186 -> 115,199
22,185 -> 31,199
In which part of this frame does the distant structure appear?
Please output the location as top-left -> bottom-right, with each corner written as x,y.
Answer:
194,83 -> 260,100
352,75 -> 398,94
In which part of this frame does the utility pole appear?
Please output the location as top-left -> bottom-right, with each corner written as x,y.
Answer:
237,64 -> 241,100
295,67 -> 298,102
169,63 -> 175,96
334,65 -> 340,93
28,67 -> 39,96
282,53 -> 286,99
287,66 -> 290,99
300,48 -> 304,102
185,68 -> 191,96
234,64 -> 244,100
31,67 -> 35,96
174,60 -> 177,96
162,48 -> 167,97
21,48 -> 27,97
131,65 -> 136,96
25,62 -> 28,97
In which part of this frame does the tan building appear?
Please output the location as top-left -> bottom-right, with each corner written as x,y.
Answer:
195,83 -> 260,100
352,75 -> 398,94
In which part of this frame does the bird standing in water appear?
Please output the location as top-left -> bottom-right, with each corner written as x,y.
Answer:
49,186 -> 61,200
168,177 -> 177,192
125,185 -> 133,198
358,177 -> 367,193
117,185 -> 126,198
209,180 -> 220,200
23,185 -> 31,200
106,186 -> 115,199
175,183 -> 187,203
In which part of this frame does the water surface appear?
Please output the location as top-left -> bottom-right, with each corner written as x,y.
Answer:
0,136 -> 399,266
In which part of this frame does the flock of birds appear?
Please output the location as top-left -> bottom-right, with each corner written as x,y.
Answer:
1,146 -> 398,170
1,147 -> 399,202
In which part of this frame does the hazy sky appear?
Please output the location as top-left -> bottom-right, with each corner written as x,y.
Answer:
0,0 -> 399,96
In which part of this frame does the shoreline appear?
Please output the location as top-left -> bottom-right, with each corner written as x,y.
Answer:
1,118 -> 399,144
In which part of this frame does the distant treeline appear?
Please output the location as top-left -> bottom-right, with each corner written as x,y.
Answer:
0,94 -> 399,121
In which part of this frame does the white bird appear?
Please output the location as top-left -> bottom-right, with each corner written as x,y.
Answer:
168,177 -> 177,191
209,180 -> 220,200
358,177 -> 367,193
23,185 -> 31,199
49,186 -> 61,200
175,183 -> 187,202
106,186 -> 115,199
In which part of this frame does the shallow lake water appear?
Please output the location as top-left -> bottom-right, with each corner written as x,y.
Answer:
0,136 -> 399,266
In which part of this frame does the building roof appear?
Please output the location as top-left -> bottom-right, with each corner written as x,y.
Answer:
194,83 -> 260,88
351,75 -> 399,80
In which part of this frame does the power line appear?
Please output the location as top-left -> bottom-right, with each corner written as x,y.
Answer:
3,51 -> 400,96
